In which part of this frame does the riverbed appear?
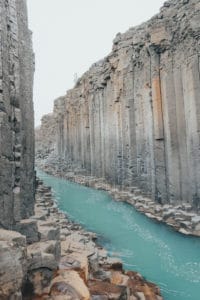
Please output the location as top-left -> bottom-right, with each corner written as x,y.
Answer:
37,170 -> 200,300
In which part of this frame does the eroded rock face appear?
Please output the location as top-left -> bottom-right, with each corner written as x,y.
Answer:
36,0 -> 200,208
0,0 -> 35,298
0,0 -> 35,228
35,113 -> 57,161
0,229 -> 27,299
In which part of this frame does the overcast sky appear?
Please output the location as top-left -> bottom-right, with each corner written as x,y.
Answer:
27,0 -> 164,126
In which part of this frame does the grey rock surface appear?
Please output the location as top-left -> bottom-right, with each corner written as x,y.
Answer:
0,0 -> 35,229
27,240 -> 61,270
0,1 -> 35,298
0,229 -> 27,299
36,0 -> 200,209
35,113 -> 57,160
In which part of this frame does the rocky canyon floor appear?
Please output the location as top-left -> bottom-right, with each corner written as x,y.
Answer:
1,0 -> 200,299
36,165 -> 200,300
24,178 -> 163,299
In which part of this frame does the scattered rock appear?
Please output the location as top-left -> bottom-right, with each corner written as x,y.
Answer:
15,219 -> 39,244
38,220 -> 60,241
88,280 -> 128,300
0,230 -> 27,299
8,178 -> 162,299
59,252 -> 89,282
103,257 -> 123,271
27,240 -> 60,270
51,270 -> 90,300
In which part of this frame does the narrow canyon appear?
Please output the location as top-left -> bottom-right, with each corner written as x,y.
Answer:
36,0 -> 200,235
37,0 -> 200,207
0,0 -> 200,299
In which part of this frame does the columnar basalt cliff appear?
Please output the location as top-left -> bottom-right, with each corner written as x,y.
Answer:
0,1 -> 165,299
35,113 -> 57,160
0,0 -> 35,298
0,0 -> 35,229
37,0 -> 200,209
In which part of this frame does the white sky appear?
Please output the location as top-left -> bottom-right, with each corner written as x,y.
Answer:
27,0 -> 165,126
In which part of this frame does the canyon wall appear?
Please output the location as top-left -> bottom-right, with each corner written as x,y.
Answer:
35,113 -> 56,160
37,0 -> 200,208
0,0 -> 35,229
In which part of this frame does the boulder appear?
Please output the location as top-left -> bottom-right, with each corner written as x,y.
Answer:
191,216 -> 200,224
38,220 -> 60,241
88,280 -> 128,299
61,232 -> 96,257
102,257 -> 123,271
15,219 -> 39,244
195,223 -> 200,231
27,240 -> 60,270
92,269 -> 111,282
110,271 -> 129,286
126,271 -> 162,300
50,270 -> 90,300
25,268 -> 53,297
59,252 -> 88,282
89,250 -> 99,273
34,205 -> 49,220
0,230 -> 27,299
162,209 -> 176,220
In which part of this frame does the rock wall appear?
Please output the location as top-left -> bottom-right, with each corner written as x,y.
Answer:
35,113 -> 57,160
37,0 -> 200,208
0,0 -> 34,229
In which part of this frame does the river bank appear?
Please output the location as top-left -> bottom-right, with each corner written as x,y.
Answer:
37,159 -> 200,238
32,177 -> 163,299
0,177 -> 163,299
33,177 -> 166,300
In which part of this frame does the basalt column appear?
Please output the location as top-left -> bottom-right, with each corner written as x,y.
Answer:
37,0 -> 200,208
149,46 -> 168,203
0,0 -> 34,228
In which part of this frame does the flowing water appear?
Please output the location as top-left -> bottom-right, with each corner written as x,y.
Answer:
37,170 -> 200,300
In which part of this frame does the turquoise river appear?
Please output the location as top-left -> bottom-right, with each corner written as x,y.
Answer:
38,170 -> 200,300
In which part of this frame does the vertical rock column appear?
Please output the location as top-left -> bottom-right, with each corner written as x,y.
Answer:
181,54 -> 200,208
36,0 -> 200,208
149,46 -> 168,203
0,0 -> 34,229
